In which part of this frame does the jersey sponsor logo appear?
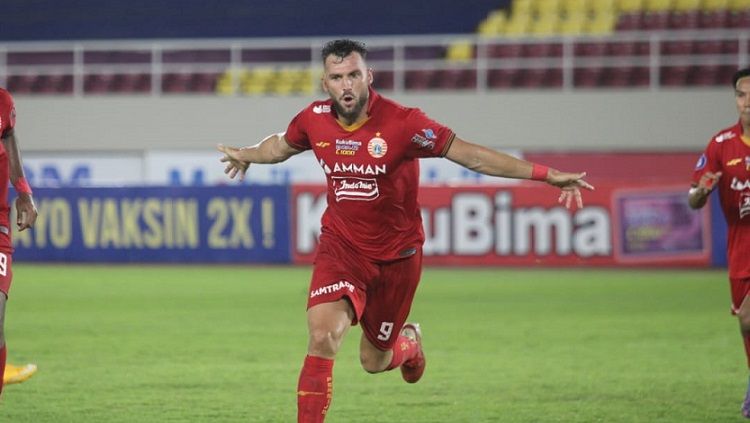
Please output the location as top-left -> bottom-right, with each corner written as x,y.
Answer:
319,159 -> 332,174
315,141 -> 330,148
367,133 -> 388,158
335,139 -> 361,156
741,193 -> 750,219
310,280 -> 355,298
694,154 -> 707,170
731,177 -> 750,191
332,176 -> 379,202
313,104 -> 331,114
727,158 -> 743,166
411,128 -> 437,150
714,130 -> 736,143
331,162 -> 386,176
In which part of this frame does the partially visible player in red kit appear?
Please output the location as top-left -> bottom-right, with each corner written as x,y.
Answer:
690,67 -> 750,419
0,88 -> 38,396
218,39 -> 593,422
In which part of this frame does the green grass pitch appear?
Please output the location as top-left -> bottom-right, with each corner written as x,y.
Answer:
1,265 -> 745,422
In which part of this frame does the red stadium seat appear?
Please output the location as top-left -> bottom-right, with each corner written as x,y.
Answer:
661,40 -> 694,55
668,11 -> 700,29
487,68 -> 520,88
373,70 -> 395,90
689,65 -> 721,86
405,70 -> 437,90
698,10 -> 729,28
660,66 -> 691,86
522,43 -> 563,58
601,67 -> 633,87
162,73 -> 193,93
693,40 -> 723,55
6,75 -> 36,94
574,67 -> 603,87
615,12 -> 643,30
436,69 -> 476,90
574,42 -> 607,57
631,67 -> 650,87
487,43 -> 524,58
728,10 -> 750,29
641,11 -> 671,30
607,41 -> 649,56
190,73 -> 220,93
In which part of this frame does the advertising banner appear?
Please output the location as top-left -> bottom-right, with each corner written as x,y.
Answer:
12,186 -> 290,263
291,183 -> 712,267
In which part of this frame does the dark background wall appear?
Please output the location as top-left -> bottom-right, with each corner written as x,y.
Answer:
0,0 -> 510,41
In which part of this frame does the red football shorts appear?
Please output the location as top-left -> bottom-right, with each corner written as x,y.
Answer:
308,232 -> 423,351
0,233 -> 13,298
729,277 -> 750,315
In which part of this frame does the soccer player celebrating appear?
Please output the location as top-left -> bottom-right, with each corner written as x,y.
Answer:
0,88 -> 38,396
218,39 -> 593,422
689,67 -> 750,418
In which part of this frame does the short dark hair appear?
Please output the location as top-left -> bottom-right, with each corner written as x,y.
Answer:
321,39 -> 368,63
732,67 -> 750,88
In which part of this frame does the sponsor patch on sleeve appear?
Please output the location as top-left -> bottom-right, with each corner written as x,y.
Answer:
694,154 -> 707,170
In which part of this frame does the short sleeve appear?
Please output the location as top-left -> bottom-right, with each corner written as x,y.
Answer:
284,108 -> 311,151
691,139 -> 721,186
403,108 -> 455,159
0,89 -> 16,138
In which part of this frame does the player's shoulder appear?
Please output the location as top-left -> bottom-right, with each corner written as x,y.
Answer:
376,94 -> 419,119
0,88 -> 13,107
708,123 -> 742,146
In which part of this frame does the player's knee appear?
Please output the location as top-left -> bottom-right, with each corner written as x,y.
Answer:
359,350 -> 388,374
308,328 -> 344,357
739,311 -> 750,333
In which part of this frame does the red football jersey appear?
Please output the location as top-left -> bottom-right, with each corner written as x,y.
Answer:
286,88 -> 455,261
0,89 -> 15,232
693,121 -> 750,278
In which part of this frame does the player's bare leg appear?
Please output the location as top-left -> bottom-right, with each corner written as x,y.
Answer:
359,323 -> 425,383
736,294 -> 750,418
297,299 -> 354,423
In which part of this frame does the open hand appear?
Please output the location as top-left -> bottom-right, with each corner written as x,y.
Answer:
217,144 -> 250,180
546,170 -> 595,209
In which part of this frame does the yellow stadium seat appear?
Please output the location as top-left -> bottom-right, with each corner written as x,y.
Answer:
729,0 -> 750,9
673,0 -> 701,10
532,0 -> 563,16
586,12 -> 617,33
216,69 -> 239,95
513,0 -> 533,15
241,67 -> 274,95
477,10 -> 507,36
644,0 -> 673,11
702,0 -> 729,9
530,15 -> 560,35
591,0 -> 617,13
446,41 -> 474,62
505,13 -> 533,36
562,0 -> 591,14
618,0 -> 645,12
559,13 -> 588,34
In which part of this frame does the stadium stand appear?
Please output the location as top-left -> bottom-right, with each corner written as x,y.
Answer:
0,0 -> 748,94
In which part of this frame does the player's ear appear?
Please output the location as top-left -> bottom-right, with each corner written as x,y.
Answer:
321,74 -> 329,94
367,68 -> 373,85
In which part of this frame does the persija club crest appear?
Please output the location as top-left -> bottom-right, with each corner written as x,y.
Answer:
367,133 -> 388,158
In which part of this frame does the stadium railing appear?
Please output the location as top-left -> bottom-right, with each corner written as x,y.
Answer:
0,31 -> 747,95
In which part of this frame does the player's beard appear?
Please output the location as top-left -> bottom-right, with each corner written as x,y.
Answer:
333,90 -> 368,125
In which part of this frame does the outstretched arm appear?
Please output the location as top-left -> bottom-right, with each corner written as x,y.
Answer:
217,132 -> 302,180
1,128 -> 37,231
445,136 -> 594,209
688,171 -> 721,209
